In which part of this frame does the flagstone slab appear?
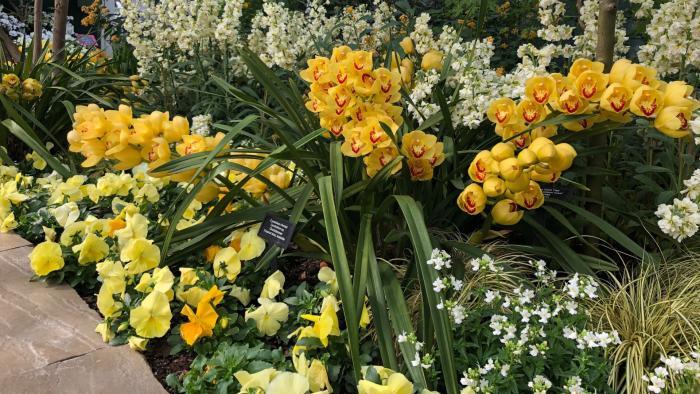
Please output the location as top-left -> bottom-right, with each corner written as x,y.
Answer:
0,233 -> 166,393
0,232 -> 32,252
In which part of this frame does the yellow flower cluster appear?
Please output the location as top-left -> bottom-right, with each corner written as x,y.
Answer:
301,46 -> 445,180
0,73 -> 43,101
487,58 -> 699,142
459,137 -> 576,225
67,104 -> 190,170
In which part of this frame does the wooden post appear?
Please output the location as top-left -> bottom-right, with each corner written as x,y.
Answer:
587,0 -> 617,232
51,0 -> 69,63
33,0 -> 43,64
0,28 -> 20,63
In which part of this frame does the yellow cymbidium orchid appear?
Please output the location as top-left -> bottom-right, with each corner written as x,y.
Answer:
301,57 -> 331,84
458,184 -> 487,215
600,83 -> 632,114
654,106 -> 692,138
487,97 -> 518,126
630,86 -> 664,117
513,181 -> 545,210
364,147 -> 402,177
516,98 -> 547,124
421,50 -> 443,71
568,58 -> 604,79
573,70 -> 608,102
525,75 -> 557,105
468,151 -> 499,183
491,198 -> 524,225
663,81 -> 699,110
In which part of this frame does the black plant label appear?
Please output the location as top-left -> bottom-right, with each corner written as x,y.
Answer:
257,214 -> 296,249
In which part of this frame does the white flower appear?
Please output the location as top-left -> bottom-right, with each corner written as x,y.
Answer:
528,375 -> 552,394
397,332 -> 408,343
451,305 -> 466,324
563,326 -> 578,340
433,278 -> 446,293
661,355 -> 685,373
484,290 -> 500,303
656,197 -> 700,241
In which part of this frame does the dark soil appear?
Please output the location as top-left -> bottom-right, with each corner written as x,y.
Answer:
144,337 -> 195,393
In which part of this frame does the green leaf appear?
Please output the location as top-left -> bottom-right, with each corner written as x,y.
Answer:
394,196 -> 458,394
378,261 -> 428,389
1,119 -> 71,178
522,215 -> 594,274
548,199 -> 647,259
318,176 -> 361,381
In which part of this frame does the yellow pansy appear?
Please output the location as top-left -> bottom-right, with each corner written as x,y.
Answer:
360,301 -> 371,329
299,295 -> 341,347
358,371 -> 413,394
51,201 -> 81,228
0,212 -> 18,232
128,336 -> 149,351
29,240 -> 65,276
97,284 -> 122,318
230,285 -> 251,306
114,213 -> 149,248
180,299 -> 218,346
72,233 -> 109,265
458,184 -> 487,215
95,322 -> 114,343
175,268 -> 209,307
213,247 -> 242,282
245,298 -> 289,336
268,372 -> 310,394
238,226 -> 266,261
96,260 -> 127,295
234,368 -> 276,393
318,266 -> 338,295
294,352 -> 332,393
120,238 -> 160,275
260,270 -> 286,299
135,266 -> 174,296
129,290 -> 172,338
654,106 -> 692,138
491,198 -> 524,225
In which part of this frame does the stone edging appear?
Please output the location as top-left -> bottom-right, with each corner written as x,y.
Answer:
0,233 -> 167,394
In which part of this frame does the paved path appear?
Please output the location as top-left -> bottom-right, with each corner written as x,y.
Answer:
0,233 -> 166,394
